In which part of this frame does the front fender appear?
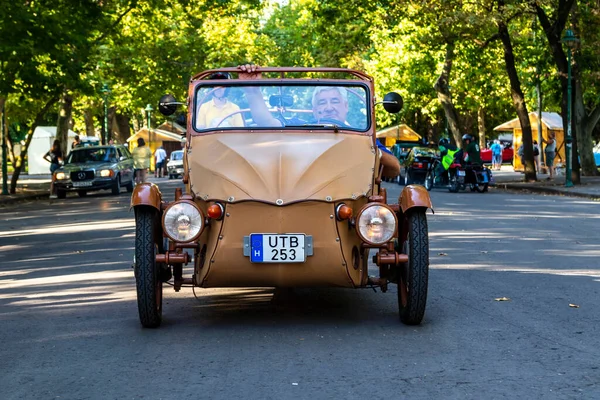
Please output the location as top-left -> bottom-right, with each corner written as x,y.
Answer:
130,182 -> 162,211
398,184 -> 433,214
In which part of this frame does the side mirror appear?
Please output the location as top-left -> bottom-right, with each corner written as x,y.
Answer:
382,92 -> 403,114
158,94 -> 179,116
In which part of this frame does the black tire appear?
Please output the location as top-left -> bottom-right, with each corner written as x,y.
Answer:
397,211 -> 429,325
57,189 -> 67,199
77,190 -> 87,197
448,172 -> 459,193
424,171 -> 433,191
126,177 -> 134,193
404,169 -> 413,185
474,183 -> 487,193
111,175 -> 121,195
134,207 -> 163,328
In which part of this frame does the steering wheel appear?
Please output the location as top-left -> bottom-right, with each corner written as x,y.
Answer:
315,118 -> 350,128
214,109 -> 249,128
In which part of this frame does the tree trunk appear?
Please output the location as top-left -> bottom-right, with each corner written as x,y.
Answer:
534,0 -> 584,182
107,106 -> 116,143
433,40 -> 462,147
9,96 -> 59,194
498,1 -> 536,182
571,4 -> 598,176
477,106 -> 486,150
84,108 -> 96,137
115,113 -> 131,145
56,91 -> 73,156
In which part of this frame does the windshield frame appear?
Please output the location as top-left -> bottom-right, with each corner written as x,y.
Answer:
190,80 -> 373,137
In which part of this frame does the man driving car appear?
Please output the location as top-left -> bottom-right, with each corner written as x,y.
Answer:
237,64 -> 400,177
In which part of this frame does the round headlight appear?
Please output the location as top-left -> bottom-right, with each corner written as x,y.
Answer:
163,201 -> 204,242
356,204 -> 397,245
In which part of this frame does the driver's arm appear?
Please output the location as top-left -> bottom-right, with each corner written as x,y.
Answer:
238,64 -> 282,127
376,139 -> 400,177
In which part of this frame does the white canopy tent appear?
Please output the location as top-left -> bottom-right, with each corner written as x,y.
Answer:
27,126 -> 80,175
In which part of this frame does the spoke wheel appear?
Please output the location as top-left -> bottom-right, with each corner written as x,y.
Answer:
135,207 -> 163,328
424,171 -> 433,191
397,211 -> 429,325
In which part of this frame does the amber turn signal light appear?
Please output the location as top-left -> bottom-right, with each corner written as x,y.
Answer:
336,204 -> 353,220
207,203 -> 224,220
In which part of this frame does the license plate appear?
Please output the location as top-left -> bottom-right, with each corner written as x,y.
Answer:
73,181 -> 92,187
249,234 -> 306,263
457,170 -> 466,176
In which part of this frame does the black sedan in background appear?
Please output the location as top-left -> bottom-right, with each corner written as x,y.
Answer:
402,146 -> 439,186
53,145 -> 135,198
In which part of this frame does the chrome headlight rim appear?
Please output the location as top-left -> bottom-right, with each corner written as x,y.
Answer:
355,203 -> 397,246
162,200 -> 205,243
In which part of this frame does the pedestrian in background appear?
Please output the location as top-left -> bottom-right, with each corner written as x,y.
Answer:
542,133 -> 557,180
154,146 -> 167,178
71,135 -> 81,149
132,138 -> 151,184
43,139 -> 63,199
490,139 -> 503,171
533,140 -> 541,173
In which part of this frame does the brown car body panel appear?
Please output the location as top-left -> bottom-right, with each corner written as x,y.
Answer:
188,133 -> 376,205
398,184 -> 433,214
130,182 -> 162,211
195,200 -> 373,288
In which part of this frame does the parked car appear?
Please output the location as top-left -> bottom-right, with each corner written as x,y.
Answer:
402,146 -> 439,186
131,67 -> 434,328
481,145 -> 514,164
167,150 -> 184,179
594,142 -> 600,168
53,145 -> 135,198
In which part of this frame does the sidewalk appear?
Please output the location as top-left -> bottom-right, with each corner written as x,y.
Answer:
491,165 -> 600,200
1,167 -> 600,205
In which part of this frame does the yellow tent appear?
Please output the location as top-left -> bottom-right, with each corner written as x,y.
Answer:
493,112 -> 564,172
128,127 -> 185,171
376,124 -> 421,147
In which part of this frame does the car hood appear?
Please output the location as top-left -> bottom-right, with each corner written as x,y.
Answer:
188,132 -> 375,205
59,162 -> 115,173
167,159 -> 183,167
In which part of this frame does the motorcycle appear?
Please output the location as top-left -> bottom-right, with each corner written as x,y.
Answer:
449,163 -> 492,193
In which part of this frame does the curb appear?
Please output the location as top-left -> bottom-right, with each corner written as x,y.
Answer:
0,192 -> 51,205
495,183 -> 600,201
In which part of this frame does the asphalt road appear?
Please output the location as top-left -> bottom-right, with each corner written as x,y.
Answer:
1,181 -> 599,399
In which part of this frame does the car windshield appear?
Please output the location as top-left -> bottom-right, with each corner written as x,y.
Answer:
67,147 -> 117,164
193,83 -> 370,134
171,151 -> 184,161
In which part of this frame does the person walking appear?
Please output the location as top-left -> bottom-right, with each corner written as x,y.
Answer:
154,146 -> 167,178
533,140 -> 541,173
490,139 -> 503,171
132,138 -> 152,184
43,139 -> 63,199
542,133 -> 557,180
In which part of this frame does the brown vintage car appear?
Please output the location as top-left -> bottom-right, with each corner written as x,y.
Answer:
131,67 -> 433,328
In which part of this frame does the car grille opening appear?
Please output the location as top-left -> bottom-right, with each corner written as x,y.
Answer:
70,171 -> 95,181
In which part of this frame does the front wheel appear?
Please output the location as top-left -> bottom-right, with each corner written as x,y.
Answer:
397,211 -> 429,325
134,207 -> 163,328
424,171 -> 433,191
111,176 -> 121,195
